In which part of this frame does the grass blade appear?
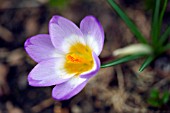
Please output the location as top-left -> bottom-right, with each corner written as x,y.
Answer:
159,26 -> 170,45
139,56 -> 154,72
107,0 -> 147,44
101,54 -> 146,68
151,0 -> 161,45
159,0 -> 168,29
162,43 -> 170,52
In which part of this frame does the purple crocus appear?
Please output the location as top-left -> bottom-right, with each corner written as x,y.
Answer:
24,15 -> 104,100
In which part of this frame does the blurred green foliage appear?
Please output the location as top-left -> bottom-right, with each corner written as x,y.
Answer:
147,89 -> 170,107
49,0 -> 69,10
144,0 -> 166,11
144,0 -> 155,10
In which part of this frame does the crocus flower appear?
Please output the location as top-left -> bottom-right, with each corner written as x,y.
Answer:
24,15 -> 104,100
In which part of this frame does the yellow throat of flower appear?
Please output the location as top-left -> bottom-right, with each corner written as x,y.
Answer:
64,43 -> 94,76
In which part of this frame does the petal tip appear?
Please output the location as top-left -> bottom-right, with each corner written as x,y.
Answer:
84,15 -> 104,34
52,94 -> 69,101
52,77 -> 88,101
52,89 -> 67,101
27,74 -> 36,86
24,38 -> 32,48
50,15 -> 63,24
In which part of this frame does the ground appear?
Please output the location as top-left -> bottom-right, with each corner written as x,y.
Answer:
0,0 -> 170,113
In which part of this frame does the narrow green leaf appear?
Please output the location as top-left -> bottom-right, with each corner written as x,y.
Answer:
159,0 -> 168,30
101,54 -> 145,68
164,43 -> 170,49
151,0 -> 161,44
159,26 -> 170,45
139,56 -> 154,72
157,43 -> 170,55
162,43 -> 170,52
107,0 -> 147,44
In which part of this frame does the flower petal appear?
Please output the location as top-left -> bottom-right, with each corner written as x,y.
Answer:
28,58 -> 75,87
52,77 -> 88,100
49,15 -> 85,53
80,16 -> 104,56
80,52 -> 100,79
24,34 -> 62,63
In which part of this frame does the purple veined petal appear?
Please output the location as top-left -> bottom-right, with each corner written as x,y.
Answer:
52,77 -> 88,100
49,15 -> 85,53
80,16 -> 104,56
28,58 -> 75,87
24,34 -> 63,63
80,52 -> 100,79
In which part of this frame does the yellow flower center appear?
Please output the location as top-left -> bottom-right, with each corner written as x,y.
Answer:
64,43 -> 94,76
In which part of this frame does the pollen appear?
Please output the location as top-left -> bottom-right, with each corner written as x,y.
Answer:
66,54 -> 82,63
64,42 -> 94,76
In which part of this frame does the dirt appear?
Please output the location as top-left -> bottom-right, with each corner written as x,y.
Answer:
0,0 -> 170,113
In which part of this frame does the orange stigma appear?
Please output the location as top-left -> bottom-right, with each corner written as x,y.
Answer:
64,42 -> 94,75
66,54 -> 82,63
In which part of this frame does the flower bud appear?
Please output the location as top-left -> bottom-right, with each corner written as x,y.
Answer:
113,44 -> 153,57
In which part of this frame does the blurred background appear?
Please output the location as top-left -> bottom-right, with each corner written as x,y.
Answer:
0,0 -> 170,113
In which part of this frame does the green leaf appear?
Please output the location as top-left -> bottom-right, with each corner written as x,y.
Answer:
139,56 -> 154,72
150,89 -> 159,99
107,0 -> 147,44
151,0 -> 161,45
147,89 -> 162,107
144,0 -> 154,10
164,43 -> 170,51
160,43 -> 170,53
159,0 -> 168,30
101,54 -> 146,68
161,91 -> 170,104
49,0 -> 69,9
159,26 -> 170,46
147,98 -> 161,107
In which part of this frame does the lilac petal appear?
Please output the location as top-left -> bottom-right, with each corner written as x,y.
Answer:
49,15 -> 84,53
24,34 -> 62,63
28,58 -> 75,87
52,77 -> 88,100
80,16 -> 104,56
80,52 -> 100,79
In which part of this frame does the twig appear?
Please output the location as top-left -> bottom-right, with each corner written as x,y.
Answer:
31,98 -> 54,113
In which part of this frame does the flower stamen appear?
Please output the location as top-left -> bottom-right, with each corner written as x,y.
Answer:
66,54 -> 82,63
64,43 -> 94,75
